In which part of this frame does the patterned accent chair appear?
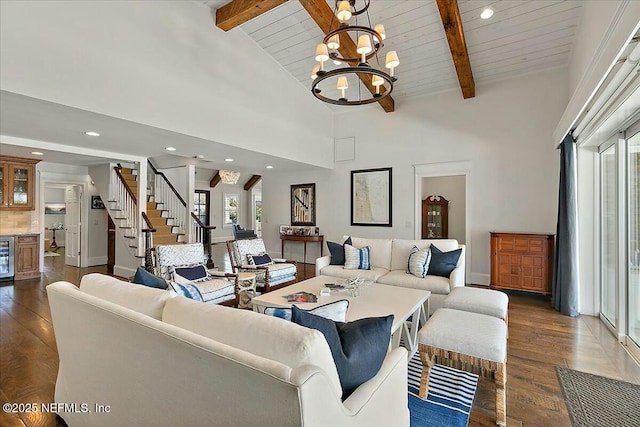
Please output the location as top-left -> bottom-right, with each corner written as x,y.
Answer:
155,243 -> 239,306
226,238 -> 297,293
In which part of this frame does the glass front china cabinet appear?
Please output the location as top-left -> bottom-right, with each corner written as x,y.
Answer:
421,195 -> 449,239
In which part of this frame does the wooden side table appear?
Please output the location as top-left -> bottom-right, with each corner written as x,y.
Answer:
280,234 -> 324,265
237,272 -> 257,309
45,227 -> 60,250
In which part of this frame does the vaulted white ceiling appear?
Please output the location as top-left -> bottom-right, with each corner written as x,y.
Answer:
0,0 -> 585,169
207,0 -> 583,101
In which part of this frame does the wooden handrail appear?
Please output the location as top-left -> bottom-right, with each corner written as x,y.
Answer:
190,212 -> 216,230
114,164 -> 138,205
141,212 -> 157,233
141,212 -> 156,273
148,160 -> 187,207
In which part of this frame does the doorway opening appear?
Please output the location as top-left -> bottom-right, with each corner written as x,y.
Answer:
414,161 -> 471,283
421,176 -> 466,242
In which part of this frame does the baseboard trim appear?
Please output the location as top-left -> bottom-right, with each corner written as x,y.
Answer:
471,273 -> 490,286
88,256 -> 107,266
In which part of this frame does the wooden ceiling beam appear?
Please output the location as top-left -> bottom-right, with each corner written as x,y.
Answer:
435,0 -> 475,99
244,175 -> 262,191
210,172 -> 221,188
216,0 -> 288,31
298,0 -> 395,113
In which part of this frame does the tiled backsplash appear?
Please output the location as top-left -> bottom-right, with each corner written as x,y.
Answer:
0,211 -> 39,234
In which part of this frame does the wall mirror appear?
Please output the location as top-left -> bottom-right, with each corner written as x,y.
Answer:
291,183 -> 316,226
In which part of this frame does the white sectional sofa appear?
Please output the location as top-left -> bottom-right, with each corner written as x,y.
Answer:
47,273 -> 409,427
316,237 -> 465,313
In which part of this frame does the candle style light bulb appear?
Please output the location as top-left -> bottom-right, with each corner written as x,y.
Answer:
336,1 -> 352,23
385,50 -> 399,77
372,75 -> 384,95
310,65 -> 320,80
327,34 -> 340,50
373,24 -> 386,44
315,43 -> 329,71
336,76 -> 348,100
356,35 -> 372,64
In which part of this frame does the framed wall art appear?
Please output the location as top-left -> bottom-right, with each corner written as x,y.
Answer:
91,195 -> 105,209
44,202 -> 66,215
290,183 -> 316,226
351,167 -> 392,227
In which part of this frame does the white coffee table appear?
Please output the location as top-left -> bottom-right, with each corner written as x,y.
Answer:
252,275 -> 430,357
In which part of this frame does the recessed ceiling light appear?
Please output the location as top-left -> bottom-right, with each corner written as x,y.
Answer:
225,158 -> 234,162
480,8 -> 494,19
195,155 -> 205,159
266,165 -> 274,169
165,147 -> 177,151
31,151 -> 43,156
85,131 -> 100,137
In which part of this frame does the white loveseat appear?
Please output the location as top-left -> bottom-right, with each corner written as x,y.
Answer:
316,237 -> 465,313
47,273 -> 409,427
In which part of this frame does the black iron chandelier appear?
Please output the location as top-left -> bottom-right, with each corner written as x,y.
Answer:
311,0 -> 399,106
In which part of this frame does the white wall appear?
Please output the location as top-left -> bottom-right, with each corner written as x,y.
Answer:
0,0 -> 334,167
87,187 -> 108,266
44,187 -> 66,247
422,176 -> 465,244
262,69 -> 567,282
160,167 -> 188,202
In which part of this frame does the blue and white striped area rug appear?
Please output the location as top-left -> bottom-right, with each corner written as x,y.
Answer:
407,351 -> 479,427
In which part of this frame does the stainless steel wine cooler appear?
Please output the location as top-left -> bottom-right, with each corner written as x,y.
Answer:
0,236 -> 15,280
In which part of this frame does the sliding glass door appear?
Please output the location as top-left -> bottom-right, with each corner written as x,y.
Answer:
600,143 -> 617,327
599,119 -> 640,358
628,127 -> 640,350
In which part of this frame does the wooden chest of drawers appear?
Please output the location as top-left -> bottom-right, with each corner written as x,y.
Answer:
490,232 -> 554,295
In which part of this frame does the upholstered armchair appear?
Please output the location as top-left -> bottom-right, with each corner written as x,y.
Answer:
232,223 -> 257,240
155,243 -> 239,306
226,238 -> 297,293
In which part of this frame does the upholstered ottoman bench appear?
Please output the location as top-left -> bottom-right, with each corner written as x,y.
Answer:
444,287 -> 509,323
418,308 -> 508,426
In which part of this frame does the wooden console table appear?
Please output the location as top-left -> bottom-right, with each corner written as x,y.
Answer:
280,234 -> 324,265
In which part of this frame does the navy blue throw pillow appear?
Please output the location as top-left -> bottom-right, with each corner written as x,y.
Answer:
327,237 -> 352,265
427,245 -> 462,278
291,306 -> 393,400
249,253 -> 273,266
132,267 -> 168,289
174,265 -> 208,281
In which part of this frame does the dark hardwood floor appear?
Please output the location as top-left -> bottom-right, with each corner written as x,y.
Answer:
1,244 -> 639,427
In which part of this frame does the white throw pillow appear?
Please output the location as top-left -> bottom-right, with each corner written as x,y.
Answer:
344,244 -> 371,270
407,245 -> 431,278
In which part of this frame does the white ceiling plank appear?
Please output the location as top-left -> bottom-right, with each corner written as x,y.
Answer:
205,0 -> 584,104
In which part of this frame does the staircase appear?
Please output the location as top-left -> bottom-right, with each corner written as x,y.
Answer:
116,166 -> 184,246
91,161 -> 215,271
145,200 -> 184,245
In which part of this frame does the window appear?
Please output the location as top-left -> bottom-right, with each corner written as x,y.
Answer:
223,193 -> 239,227
194,190 -> 210,226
